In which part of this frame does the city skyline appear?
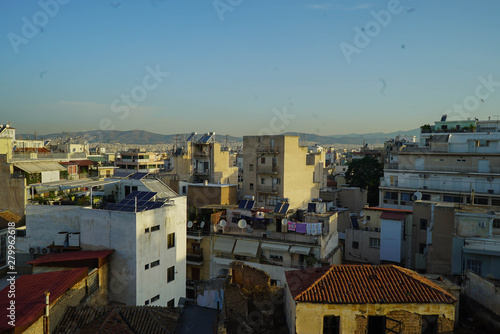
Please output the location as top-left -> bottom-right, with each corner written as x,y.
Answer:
1,0 -> 500,136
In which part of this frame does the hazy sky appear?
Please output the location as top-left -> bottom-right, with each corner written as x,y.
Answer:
1,0 -> 499,136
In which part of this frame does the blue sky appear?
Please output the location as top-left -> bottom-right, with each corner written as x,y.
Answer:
1,0 -> 500,137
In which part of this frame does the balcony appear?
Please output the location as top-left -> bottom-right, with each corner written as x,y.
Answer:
464,238 -> 500,253
257,185 -> 278,194
187,228 -> 210,240
194,151 -> 210,158
256,145 -> 279,154
257,165 -> 278,174
193,168 -> 210,176
216,225 -> 320,245
187,248 -> 204,265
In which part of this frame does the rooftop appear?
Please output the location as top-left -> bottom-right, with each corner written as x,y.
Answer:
285,264 -> 456,304
365,207 -> 413,214
0,268 -> 88,331
55,305 -> 181,334
0,210 -> 22,230
28,250 -> 114,266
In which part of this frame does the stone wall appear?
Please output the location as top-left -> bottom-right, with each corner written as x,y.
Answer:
229,261 -> 270,290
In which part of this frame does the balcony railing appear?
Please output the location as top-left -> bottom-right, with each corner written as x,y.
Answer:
194,168 -> 210,175
187,248 -> 203,263
257,185 -> 278,194
464,238 -> 500,252
187,228 -> 210,238
9,152 -> 87,162
256,145 -> 279,154
257,166 -> 278,174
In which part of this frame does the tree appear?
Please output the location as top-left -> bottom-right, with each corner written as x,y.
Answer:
345,157 -> 383,206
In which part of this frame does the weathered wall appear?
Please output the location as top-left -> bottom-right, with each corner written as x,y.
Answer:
230,261 -> 270,289
465,270 -> 500,316
295,302 -> 455,334
0,158 -> 26,217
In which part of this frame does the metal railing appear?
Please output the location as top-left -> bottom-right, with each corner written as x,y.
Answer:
187,248 -> 203,262
256,145 -> 279,154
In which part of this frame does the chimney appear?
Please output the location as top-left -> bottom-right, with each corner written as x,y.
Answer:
44,291 -> 50,333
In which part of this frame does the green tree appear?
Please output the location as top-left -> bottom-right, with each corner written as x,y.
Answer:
345,157 -> 383,206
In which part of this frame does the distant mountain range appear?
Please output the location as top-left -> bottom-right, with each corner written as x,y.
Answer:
17,128 -> 420,146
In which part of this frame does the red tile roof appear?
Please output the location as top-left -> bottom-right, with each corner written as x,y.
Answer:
379,212 -> 407,220
70,159 -> 98,167
27,250 -> 114,265
0,268 -> 88,331
285,265 -> 456,305
366,207 -> 413,214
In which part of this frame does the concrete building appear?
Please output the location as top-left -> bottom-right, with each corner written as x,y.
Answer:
380,118 -> 500,210
16,193 -> 187,307
284,264 -> 456,334
210,202 -> 349,285
412,200 -> 500,279
242,135 -> 325,210
344,207 -> 413,266
164,133 -> 238,187
114,149 -> 167,174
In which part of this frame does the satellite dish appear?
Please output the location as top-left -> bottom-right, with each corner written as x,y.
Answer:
281,219 -> 288,226
238,219 -> 247,229
187,221 -> 193,228
219,220 -> 227,227
412,191 -> 422,201
200,221 -> 205,228
359,211 -> 365,218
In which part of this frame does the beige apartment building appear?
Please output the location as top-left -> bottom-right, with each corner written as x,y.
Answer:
242,135 -> 325,210
166,133 -> 238,185
114,149 -> 166,173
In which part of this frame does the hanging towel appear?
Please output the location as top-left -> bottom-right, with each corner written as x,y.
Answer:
317,223 -> 323,235
295,223 -> 307,234
287,221 -> 296,231
306,223 -> 312,235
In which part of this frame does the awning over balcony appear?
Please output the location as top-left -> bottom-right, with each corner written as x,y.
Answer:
261,242 -> 290,253
14,162 -> 66,173
290,246 -> 312,255
213,237 -> 236,254
233,239 -> 260,257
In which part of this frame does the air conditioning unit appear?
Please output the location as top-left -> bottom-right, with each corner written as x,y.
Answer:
487,176 -> 494,181
29,246 -> 40,254
40,247 -> 49,255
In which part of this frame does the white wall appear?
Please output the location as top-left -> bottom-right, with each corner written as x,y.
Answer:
380,219 -> 403,263
41,170 -> 60,183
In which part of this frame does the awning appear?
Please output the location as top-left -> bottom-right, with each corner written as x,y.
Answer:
88,156 -> 108,162
30,179 -> 119,189
290,246 -> 312,255
261,242 -> 290,252
233,239 -> 260,257
14,162 -> 66,173
213,237 -> 236,253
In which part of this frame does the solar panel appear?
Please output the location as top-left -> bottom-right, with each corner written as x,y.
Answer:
273,203 -> 283,213
198,135 -> 207,143
186,133 -> 196,141
140,192 -> 156,201
279,203 -> 290,214
113,171 -> 134,178
238,200 -> 248,209
245,200 -> 255,210
124,190 -> 141,200
129,172 -> 148,180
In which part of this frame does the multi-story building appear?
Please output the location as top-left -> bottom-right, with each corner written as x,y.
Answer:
242,135 -> 325,210
165,133 -> 238,187
16,190 -> 187,307
412,200 -> 500,279
380,118 -> 500,210
114,149 -> 166,174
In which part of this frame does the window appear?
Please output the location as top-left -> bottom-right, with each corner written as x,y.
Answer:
421,315 -> 438,334
261,178 -> 265,184
125,185 -> 131,196
167,266 -> 175,282
151,260 -> 160,268
323,315 -> 340,334
145,264 -> 149,270
456,158 -> 467,162
493,219 -> 500,228
369,238 -> 380,248
366,216 -> 371,221
249,183 -> 254,190
467,259 -> 482,274
419,243 -> 426,254
352,241 -> 359,249
420,219 -> 428,230
368,316 -> 386,334
478,221 -> 486,228
145,300 -> 150,305
261,157 -> 265,164
390,175 -> 398,186
151,295 -> 160,303
249,164 -> 254,171
182,186 -> 187,193
422,193 -> 431,201
168,233 -> 175,248
270,254 -> 283,262
151,225 -> 160,232
276,178 -> 281,184
401,193 -> 410,201
145,228 -> 150,233
167,298 -> 175,307
132,186 -> 138,192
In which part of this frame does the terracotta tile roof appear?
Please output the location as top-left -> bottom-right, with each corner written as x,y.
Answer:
0,268 -> 88,331
0,210 -> 22,230
285,265 -> 456,305
28,250 -> 114,265
55,306 -> 181,334
13,147 -> 50,154
366,207 -> 413,214
379,212 -> 407,220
